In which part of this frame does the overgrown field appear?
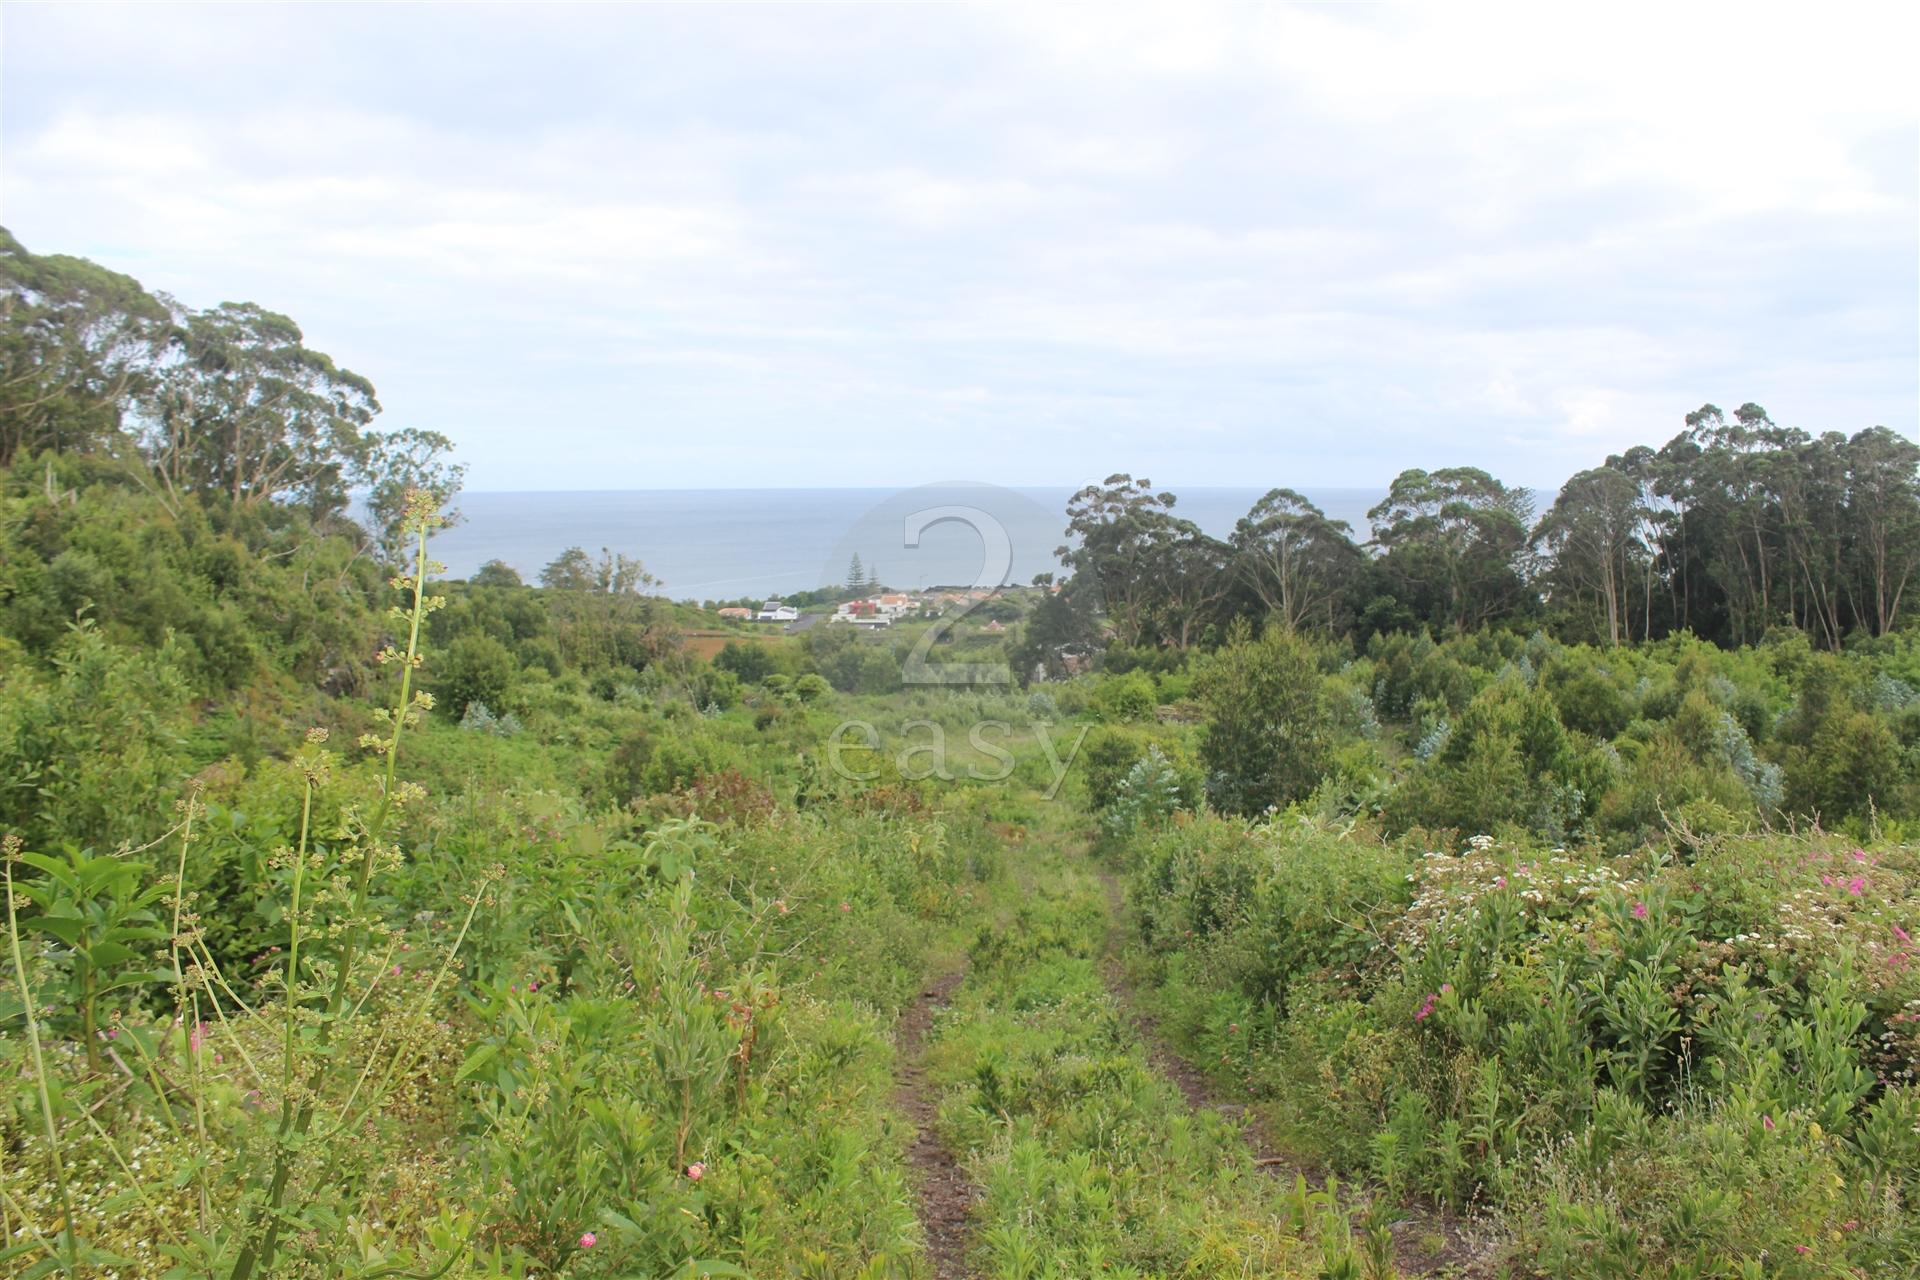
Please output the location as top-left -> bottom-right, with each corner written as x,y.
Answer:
4,455 -> 1919,1278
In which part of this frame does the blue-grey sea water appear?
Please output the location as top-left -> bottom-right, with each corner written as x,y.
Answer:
430,485 -> 1388,602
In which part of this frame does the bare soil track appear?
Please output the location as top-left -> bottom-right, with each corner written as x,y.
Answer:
893,966 -> 975,1279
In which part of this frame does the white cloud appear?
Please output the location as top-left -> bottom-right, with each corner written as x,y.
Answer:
0,2 -> 1911,490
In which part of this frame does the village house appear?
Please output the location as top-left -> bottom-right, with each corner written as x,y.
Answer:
832,592 -> 920,626
756,601 -> 799,622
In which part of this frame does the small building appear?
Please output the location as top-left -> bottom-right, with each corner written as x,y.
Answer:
717,607 -> 753,620
756,601 -> 799,622
833,600 -> 892,627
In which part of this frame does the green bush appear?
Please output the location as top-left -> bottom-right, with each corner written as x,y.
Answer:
435,632 -> 521,718
1090,669 -> 1157,722
1195,624 -> 1332,816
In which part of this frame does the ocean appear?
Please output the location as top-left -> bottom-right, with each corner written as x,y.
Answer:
430,485 -> 1388,602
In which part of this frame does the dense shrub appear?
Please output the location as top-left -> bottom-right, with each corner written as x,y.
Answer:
434,632 -> 521,718
1089,668 -> 1157,722
1120,816 -> 1920,1276
1195,625 -> 1333,816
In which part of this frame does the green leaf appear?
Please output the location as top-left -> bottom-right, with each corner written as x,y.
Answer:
454,1043 -> 498,1084
27,915 -> 84,945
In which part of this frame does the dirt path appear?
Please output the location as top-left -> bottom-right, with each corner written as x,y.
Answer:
1094,866 -> 1490,1278
893,966 -> 974,1279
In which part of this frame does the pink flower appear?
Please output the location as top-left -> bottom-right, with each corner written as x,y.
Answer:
529,981 -> 539,992
838,902 -> 850,913
1852,849 -> 1868,863
1821,874 -> 1835,887
1494,876 -> 1507,889
1848,876 -> 1866,897
578,1232 -> 597,1249
392,964 -> 402,975
1439,983 -> 1452,994
1895,924 -> 1913,944
775,899 -> 789,914
190,1021 -> 209,1053
686,1161 -> 706,1181
1631,901 -> 1648,920
1762,1114 -> 1776,1131
1794,1244 -> 1811,1255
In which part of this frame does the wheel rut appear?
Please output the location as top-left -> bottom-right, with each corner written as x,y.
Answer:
893,965 -> 974,1279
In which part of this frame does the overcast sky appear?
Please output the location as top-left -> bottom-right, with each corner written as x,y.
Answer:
3,3 -> 1915,491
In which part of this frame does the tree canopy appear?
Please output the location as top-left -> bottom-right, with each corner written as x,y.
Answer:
0,226 -> 463,559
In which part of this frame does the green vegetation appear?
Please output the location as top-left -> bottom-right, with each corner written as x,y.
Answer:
1115,819 -> 1919,1275
3,228 -> 1918,1278
1085,624 -> 1920,1276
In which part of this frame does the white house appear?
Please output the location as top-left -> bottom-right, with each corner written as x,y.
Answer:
832,593 -> 920,625
756,601 -> 799,622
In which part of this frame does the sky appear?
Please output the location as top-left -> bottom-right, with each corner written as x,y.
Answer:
2,3 -> 1915,492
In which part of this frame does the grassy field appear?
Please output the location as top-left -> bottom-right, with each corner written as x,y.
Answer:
4,498 -> 1919,1280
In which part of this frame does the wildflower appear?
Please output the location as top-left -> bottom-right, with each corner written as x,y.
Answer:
1763,1114 -> 1776,1131
1895,924 -> 1913,945
1794,1244 -> 1811,1255
1848,876 -> 1866,897
1631,901 -> 1649,920
838,902 -> 850,913
578,1232 -> 597,1249
529,981 -> 540,992
1852,849 -> 1868,863
775,899 -> 789,914
686,1161 -> 706,1181
392,964 -> 402,975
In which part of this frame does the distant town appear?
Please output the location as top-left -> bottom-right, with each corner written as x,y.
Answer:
715,586 -> 1017,629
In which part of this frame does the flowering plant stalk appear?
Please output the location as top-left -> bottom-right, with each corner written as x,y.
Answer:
229,488 -> 449,1280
